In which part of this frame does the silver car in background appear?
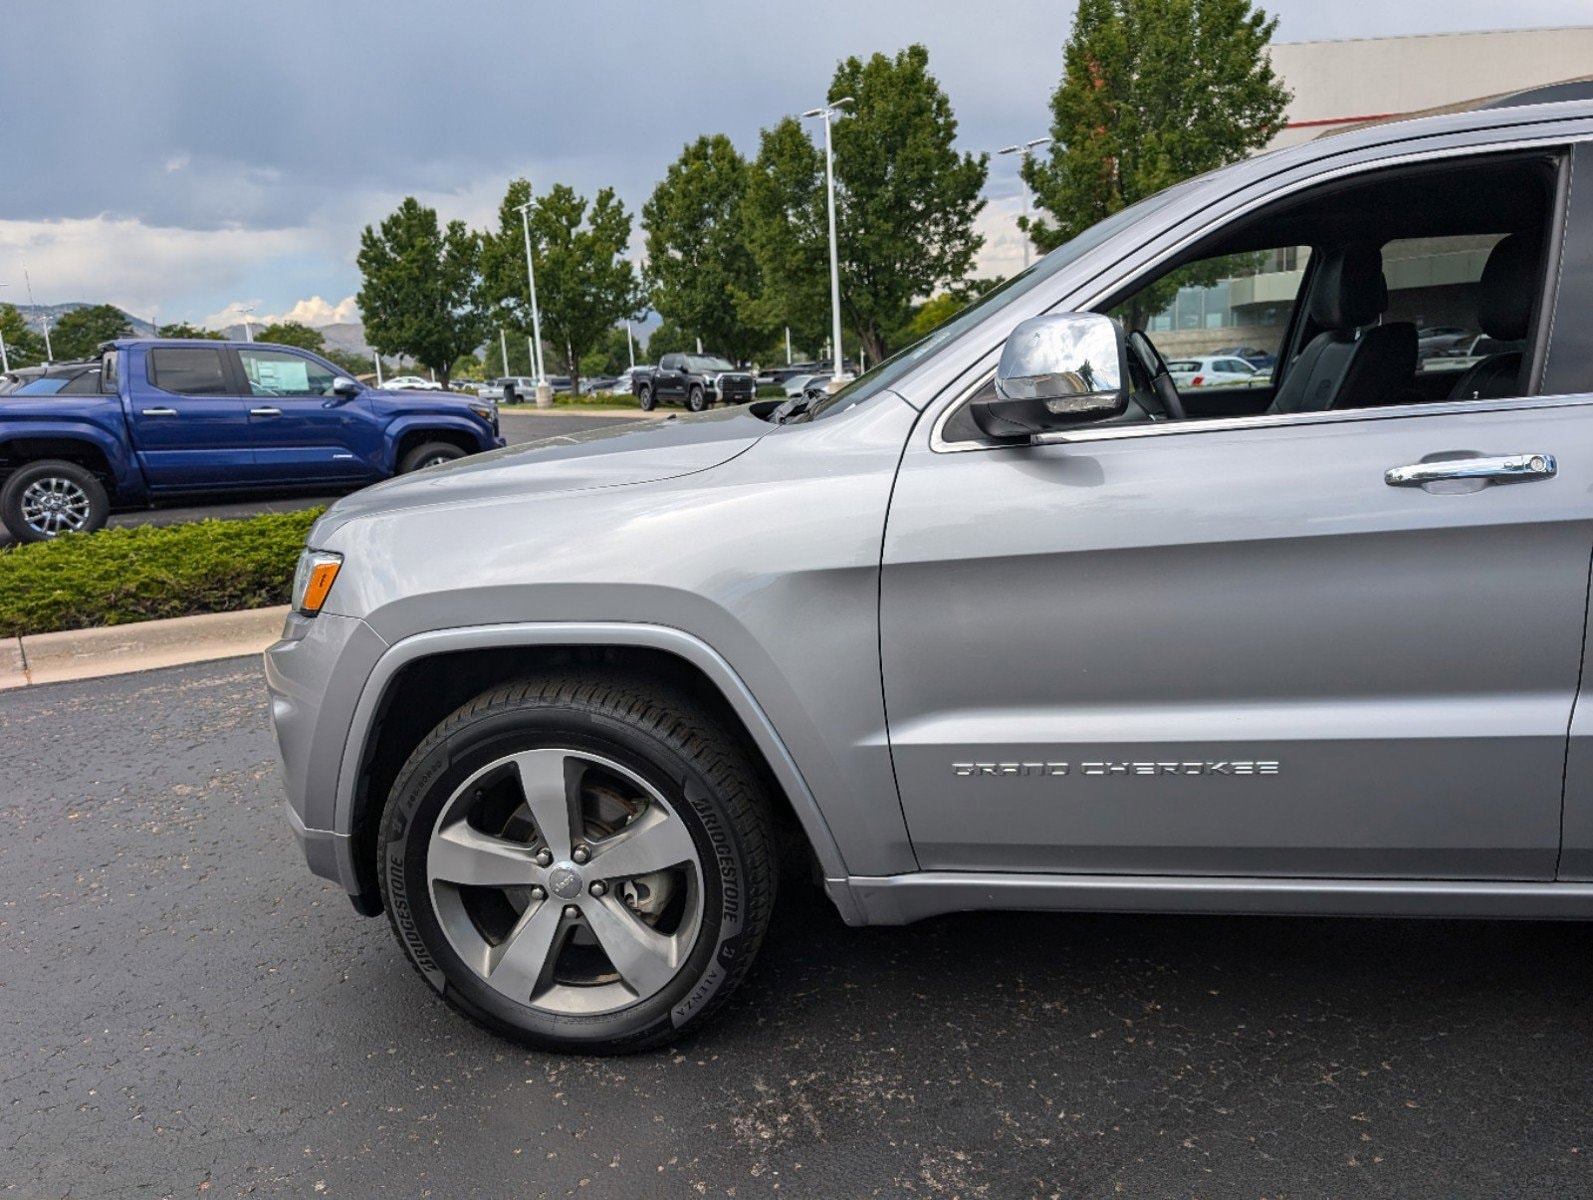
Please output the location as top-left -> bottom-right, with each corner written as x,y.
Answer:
267,94 -> 1593,1053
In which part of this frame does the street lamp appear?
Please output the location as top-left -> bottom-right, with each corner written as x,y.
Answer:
0,283 -> 9,372
238,304 -> 256,343
802,96 -> 853,389
998,137 -> 1052,271
513,198 -> 551,407
24,268 -> 52,361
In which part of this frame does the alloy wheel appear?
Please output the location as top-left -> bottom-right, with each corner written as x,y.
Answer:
425,748 -> 704,1015
19,475 -> 92,536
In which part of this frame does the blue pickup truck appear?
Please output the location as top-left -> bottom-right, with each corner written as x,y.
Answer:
0,339 -> 503,541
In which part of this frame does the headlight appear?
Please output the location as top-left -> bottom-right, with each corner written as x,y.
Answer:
469,402 -> 497,421
292,549 -> 343,616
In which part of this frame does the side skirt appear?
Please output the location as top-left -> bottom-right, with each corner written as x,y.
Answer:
826,871 -> 1593,927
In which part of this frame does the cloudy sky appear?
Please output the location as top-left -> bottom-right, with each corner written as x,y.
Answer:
3,0 -> 1590,329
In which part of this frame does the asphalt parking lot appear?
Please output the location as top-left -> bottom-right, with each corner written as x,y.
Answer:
5,659 -> 1593,1197
0,410 -> 641,547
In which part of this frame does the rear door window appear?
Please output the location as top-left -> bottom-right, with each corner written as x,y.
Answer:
148,347 -> 232,396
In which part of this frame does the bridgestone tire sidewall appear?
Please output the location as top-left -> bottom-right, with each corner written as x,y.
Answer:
380,701 -> 758,1052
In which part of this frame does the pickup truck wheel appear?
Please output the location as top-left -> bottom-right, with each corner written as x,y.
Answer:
686,385 -> 707,413
378,673 -> 776,1054
637,385 -> 655,411
1,460 -> 109,541
399,442 -> 466,473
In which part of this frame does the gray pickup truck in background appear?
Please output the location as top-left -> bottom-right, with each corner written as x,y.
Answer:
267,90 -> 1593,1053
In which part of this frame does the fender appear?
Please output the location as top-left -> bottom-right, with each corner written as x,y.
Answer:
0,414 -> 146,499
331,620 -> 850,882
381,413 -> 496,465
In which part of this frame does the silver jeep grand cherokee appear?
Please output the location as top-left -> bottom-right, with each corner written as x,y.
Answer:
268,93 -> 1593,1053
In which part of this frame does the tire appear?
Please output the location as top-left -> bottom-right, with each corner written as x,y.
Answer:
378,673 -> 777,1054
686,385 -> 707,413
399,441 -> 466,473
0,459 -> 109,542
638,385 -> 655,412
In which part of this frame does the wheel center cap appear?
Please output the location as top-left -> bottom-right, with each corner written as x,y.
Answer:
547,862 -> 584,899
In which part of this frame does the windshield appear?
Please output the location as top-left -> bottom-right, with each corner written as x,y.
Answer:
801,180 -> 1197,422
685,356 -> 736,373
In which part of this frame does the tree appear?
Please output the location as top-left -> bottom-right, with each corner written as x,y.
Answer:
643,135 -> 772,362
743,118 -> 831,355
256,321 -> 325,352
646,319 -> 694,361
480,179 -> 642,395
743,45 -> 988,364
322,346 -> 374,377
51,304 -> 133,361
0,304 -> 48,368
356,197 -> 486,390
156,322 -> 224,340
1024,0 -> 1290,259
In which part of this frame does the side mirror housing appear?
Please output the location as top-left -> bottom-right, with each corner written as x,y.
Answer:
972,313 -> 1130,439
332,377 -> 362,398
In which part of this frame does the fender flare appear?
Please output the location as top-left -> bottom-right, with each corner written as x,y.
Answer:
383,414 -> 492,462
332,621 -> 849,880
0,422 -> 141,494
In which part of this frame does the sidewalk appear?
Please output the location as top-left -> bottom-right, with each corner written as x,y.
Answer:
0,605 -> 290,688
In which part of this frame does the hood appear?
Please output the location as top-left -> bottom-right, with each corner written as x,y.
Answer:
312,406 -> 767,539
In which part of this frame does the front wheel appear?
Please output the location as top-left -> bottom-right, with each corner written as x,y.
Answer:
378,674 -> 777,1054
1,459 -> 109,542
399,442 -> 466,473
686,385 -> 707,412
638,385 -> 655,412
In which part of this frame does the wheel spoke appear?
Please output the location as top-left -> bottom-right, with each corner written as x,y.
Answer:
485,898 -> 566,1001
583,894 -> 681,996
512,750 -> 578,858
589,805 -> 696,881
429,823 -> 540,887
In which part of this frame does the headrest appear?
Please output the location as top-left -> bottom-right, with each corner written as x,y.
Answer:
1478,234 -> 1540,342
1308,244 -> 1387,330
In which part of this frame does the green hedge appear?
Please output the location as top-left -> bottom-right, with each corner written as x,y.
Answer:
0,508 -> 323,638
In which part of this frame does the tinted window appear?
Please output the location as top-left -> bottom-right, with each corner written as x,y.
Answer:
60,369 -> 102,394
661,355 -> 680,371
149,347 -> 232,395
238,348 -> 337,396
14,377 -> 68,395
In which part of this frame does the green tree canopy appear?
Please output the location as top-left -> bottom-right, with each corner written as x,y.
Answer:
744,44 -> 988,364
51,304 -> 133,361
1024,0 -> 1290,256
356,197 -> 485,390
0,304 -> 49,369
255,321 -> 326,352
156,322 -> 225,340
643,134 -> 772,362
645,319 -> 694,361
480,179 -> 642,394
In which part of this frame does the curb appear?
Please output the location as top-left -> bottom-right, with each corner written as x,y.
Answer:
0,605 -> 290,689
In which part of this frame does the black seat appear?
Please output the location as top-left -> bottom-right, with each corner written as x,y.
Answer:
1268,244 -> 1416,415
1447,234 -> 1538,401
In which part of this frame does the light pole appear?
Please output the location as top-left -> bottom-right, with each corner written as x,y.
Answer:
514,198 -> 551,407
802,96 -> 852,389
998,137 -> 1052,271
372,350 -> 384,386
625,321 -> 635,368
238,304 -> 256,343
24,268 -> 51,361
500,328 -> 509,376
0,282 -> 9,373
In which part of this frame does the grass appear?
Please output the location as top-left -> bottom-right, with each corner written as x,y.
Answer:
0,508 -> 323,638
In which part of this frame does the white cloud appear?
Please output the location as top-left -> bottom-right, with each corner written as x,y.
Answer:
974,195 -> 1033,282
164,152 -> 190,173
0,215 -> 326,323
206,294 -> 360,329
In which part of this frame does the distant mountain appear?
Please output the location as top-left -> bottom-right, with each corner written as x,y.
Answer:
18,302 -> 157,338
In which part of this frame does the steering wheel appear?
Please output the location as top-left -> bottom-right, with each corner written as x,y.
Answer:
1126,329 -> 1186,421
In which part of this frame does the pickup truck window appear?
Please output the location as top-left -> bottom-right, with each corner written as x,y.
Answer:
149,347 -> 232,396
239,348 -> 337,397
685,356 -> 736,373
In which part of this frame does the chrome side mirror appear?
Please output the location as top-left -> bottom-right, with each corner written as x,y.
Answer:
973,313 -> 1130,439
331,377 -> 362,398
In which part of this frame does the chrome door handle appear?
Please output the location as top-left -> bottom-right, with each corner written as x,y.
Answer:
250,406 -> 283,416
1385,453 -> 1557,487
141,407 -> 178,417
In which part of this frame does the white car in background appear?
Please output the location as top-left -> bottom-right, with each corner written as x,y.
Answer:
385,375 -> 443,391
1165,355 -> 1264,389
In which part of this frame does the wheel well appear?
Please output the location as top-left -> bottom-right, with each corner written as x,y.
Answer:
395,428 -> 476,464
0,439 -> 116,494
346,644 -> 814,915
